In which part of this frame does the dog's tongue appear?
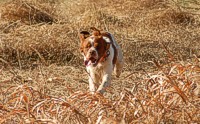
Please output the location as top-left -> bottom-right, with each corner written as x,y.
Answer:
84,60 -> 92,66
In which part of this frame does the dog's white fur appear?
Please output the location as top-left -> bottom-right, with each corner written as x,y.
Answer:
80,30 -> 124,94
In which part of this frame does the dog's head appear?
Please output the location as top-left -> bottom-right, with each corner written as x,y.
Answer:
79,27 -> 110,66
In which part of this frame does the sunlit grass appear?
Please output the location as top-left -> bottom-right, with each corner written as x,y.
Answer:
0,0 -> 200,123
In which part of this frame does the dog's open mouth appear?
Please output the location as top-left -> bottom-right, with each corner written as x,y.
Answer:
84,57 -> 97,66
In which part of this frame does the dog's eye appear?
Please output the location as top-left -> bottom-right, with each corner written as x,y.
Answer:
86,43 -> 91,48
94,43 -> 99,48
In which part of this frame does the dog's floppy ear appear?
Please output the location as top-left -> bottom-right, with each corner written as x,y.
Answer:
79,31 -> 90,42
79,31 -> 90,53
90,27 -> 101,36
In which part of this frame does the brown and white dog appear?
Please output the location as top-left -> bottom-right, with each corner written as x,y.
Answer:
79,27 -> 124,94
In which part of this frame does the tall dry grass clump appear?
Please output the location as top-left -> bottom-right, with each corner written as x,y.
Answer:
0,0 -> 81,69
1,0 -> 58,25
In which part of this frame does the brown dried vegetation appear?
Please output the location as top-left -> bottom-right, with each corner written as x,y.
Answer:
0,0 -> 200,123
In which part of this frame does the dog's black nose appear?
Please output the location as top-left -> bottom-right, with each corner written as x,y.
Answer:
90,51 -> 96,55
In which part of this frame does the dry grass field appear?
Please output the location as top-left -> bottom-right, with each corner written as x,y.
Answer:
0,0 -> 200,123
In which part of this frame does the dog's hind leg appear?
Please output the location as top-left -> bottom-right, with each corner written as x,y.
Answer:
114,48 -> 124,78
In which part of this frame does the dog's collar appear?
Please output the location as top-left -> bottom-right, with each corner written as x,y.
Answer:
99,50 -> 110,63
99,43 -> 111,63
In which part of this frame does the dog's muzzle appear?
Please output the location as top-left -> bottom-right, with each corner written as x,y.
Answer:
84,57 -> 98,66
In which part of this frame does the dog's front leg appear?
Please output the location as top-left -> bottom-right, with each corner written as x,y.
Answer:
97,74 -> 111,94
86,67 -> 97,93
88,77 -> 96,93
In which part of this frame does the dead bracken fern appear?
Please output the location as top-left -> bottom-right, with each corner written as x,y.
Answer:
0,60 -> 199,123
